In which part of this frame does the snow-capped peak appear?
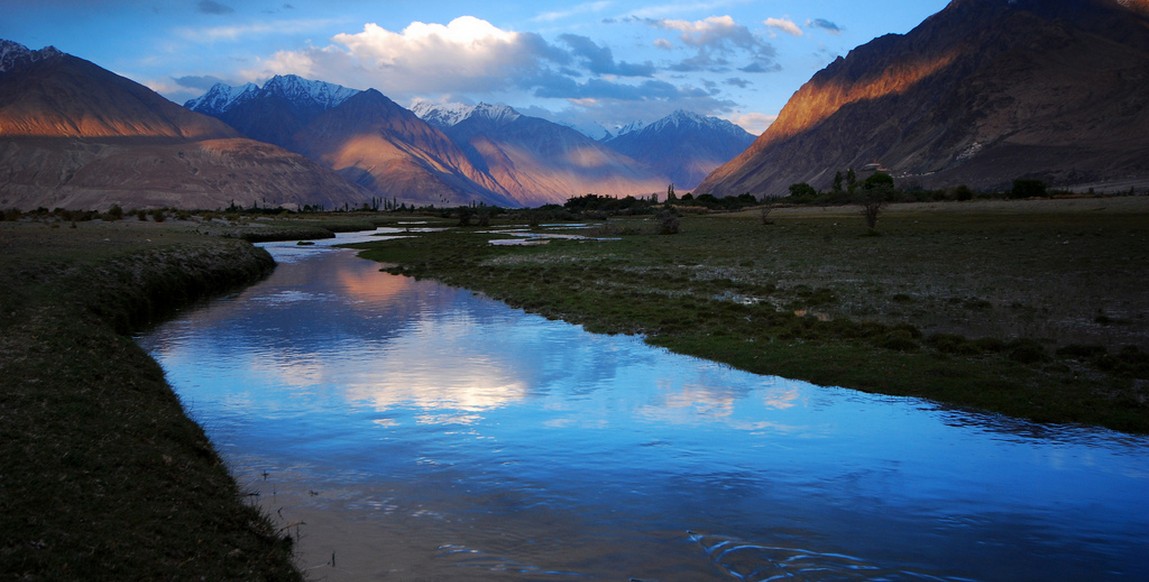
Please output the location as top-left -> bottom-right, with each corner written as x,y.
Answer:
411,100 -> 476,128
183,82 -> 258,113
184,75 -> 359,115
0,39 -> 63,73
412,101 -> 521,128
640,110 -> 751,138
469,102 -> 521,124
261,74 -> 359,110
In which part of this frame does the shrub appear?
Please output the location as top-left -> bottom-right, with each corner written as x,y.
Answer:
658,209 -> 680,235
879,329 -> 919,351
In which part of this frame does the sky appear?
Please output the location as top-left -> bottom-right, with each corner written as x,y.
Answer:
1,0 -> 951,136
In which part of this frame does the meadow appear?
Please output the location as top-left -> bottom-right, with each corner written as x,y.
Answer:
0,220 -> 300,580
354,197 -> 1149,433
1,195 -> 1146,578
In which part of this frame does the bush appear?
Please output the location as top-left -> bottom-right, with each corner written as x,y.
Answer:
879,329 -> 919,351
658,209 -> 680,235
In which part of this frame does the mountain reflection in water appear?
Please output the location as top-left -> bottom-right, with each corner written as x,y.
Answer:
136,230 -> 1149,582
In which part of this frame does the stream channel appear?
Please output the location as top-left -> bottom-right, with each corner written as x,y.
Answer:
136,229 -> 1149,581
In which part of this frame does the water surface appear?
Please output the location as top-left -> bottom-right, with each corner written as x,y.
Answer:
138,232 -> 1149,581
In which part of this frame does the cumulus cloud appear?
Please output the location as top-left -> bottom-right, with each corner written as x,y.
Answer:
764,17 -> 803,37
197,0 -> 234,15
253,17 -> 560,95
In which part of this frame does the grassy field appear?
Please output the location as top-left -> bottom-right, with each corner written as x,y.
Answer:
1,197 -> 1145,578
0,219 -> 301,580
353,197 -> 1149,433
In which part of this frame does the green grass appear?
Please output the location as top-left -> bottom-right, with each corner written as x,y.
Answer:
0,220 -> 301,580
352,198 -> 1149,433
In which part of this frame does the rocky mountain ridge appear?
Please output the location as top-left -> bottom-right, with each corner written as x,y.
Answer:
0,41 -> 365,210
697,0 -> 1149,197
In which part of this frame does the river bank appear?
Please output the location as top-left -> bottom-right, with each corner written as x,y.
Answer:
354,197 -> 1149,433
0,220 -> 300,580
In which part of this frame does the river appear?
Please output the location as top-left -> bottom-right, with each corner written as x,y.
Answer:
136,230 -> 1149,581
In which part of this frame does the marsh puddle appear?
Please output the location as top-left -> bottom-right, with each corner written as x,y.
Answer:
137,232 -> 1149,581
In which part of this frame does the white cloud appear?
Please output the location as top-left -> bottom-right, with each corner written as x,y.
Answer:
764,17 -> 803,37
658,15 -> 744,47
251,16 -> 552,96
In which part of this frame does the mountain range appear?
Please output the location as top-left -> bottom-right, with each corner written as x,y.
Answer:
697,0 -> 1149,197
188,82 -> 672,207
0,40 -> 365,211
5,0 -> 1149,211
413,101 -> 667,206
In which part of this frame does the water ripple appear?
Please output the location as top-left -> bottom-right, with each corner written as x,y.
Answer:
688,531 -> 971,582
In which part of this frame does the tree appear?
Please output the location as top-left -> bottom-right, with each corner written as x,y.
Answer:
858,185 -> 892,231
846,168 -> 858,194
788,182 -> 818,199
857,172 -> 895,231
862,171 -> 894,191
832,171 -> 844,194
666,183 -> 677,203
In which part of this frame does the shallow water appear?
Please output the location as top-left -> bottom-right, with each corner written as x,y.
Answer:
137,231 -> 1149,581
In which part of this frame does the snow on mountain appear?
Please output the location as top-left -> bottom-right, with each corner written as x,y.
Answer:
470,102 -> 521,125
183,82 -> 258,115
184,74 -> 359,115
261,74 -> 359,110
0,39 -> 62,73
410,100 -> 475,128
635,110 -> 752,140
412,101 -> 521,128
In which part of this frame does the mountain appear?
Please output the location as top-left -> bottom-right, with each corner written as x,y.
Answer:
603,110 -> 756,191
185,75 -> 361,147
295,90 -> 515,207
0,40 -> 366,210
697,0 -> 1149,197
190,80 -> 514,206
417,102 -> 666,206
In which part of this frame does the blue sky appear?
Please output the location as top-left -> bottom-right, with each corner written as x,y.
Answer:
1,0 -> 951,135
